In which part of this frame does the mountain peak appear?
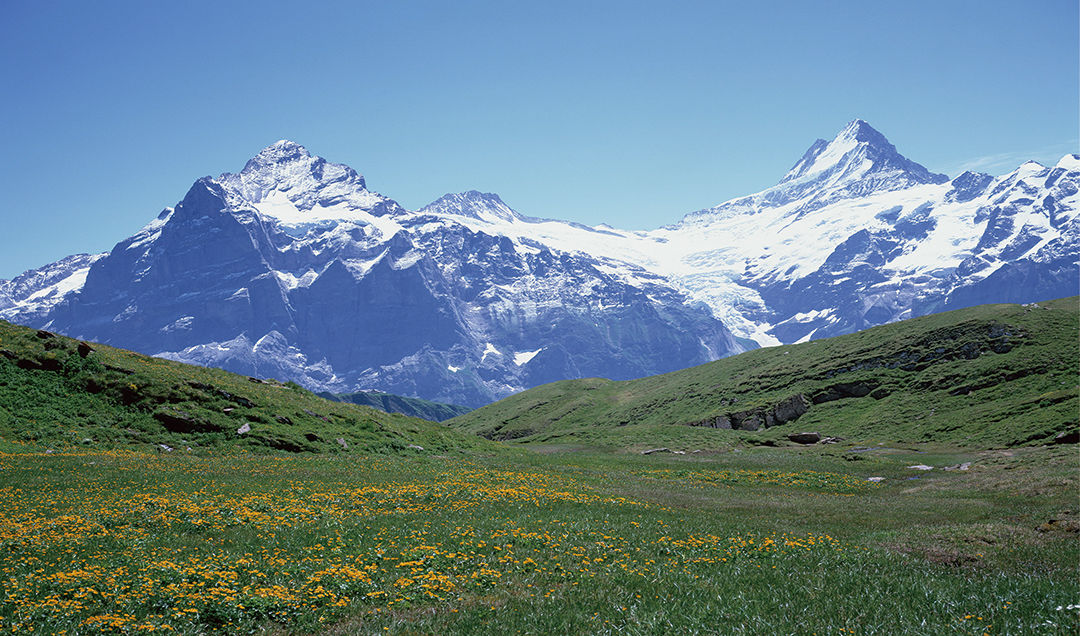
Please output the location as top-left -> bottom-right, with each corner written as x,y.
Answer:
838,119 -> 891,147
245,139 -> 314,170
420,191 -> 519,222
220,141 -> 383,215
779,120 -> 948,189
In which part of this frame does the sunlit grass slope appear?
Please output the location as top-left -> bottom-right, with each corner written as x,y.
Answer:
0,320 -> 491,455
448,298 -> 1079,450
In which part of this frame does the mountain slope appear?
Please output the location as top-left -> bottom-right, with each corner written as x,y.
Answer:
0,319 -> 488,454
318,390 -> 471,422
1,121 -> 1075,407
447,297 -> 1079,449
4,144 -> 739,408
489,120 -> 1078,344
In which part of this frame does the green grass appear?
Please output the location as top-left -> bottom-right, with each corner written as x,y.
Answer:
448,297 -> 1080,451
0,445 -> 1076,634
0,300 -> 1077,633
0,320 -> 491,455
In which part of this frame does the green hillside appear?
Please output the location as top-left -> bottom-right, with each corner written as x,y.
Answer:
319,390 -> 471,421
0,320 -> 490,455
448,298 -> 1079,450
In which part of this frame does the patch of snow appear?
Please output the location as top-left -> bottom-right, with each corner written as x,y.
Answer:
513,348 -> 543,366
480,343 -> 501,363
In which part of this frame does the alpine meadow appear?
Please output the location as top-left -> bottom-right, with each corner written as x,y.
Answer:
1,2 -> 1078,634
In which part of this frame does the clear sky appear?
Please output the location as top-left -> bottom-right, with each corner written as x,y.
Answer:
1,0 -> 1076,279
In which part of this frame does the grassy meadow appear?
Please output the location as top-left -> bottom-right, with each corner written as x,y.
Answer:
1,444 -> 1077,634
0,300 -> 1077,633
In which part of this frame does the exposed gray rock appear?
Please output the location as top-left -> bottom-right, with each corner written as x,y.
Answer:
731,411 -> 763,431
642,447 -> 672,455
787,431 -> 822,444
772,394 -> 811,424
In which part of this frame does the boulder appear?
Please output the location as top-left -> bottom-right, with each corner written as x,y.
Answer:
730,411 -> 763,431
237,422 -> 251,435
787,431 -> 822,445
642,447 -> 671,455
407,444 -> 425,451
336,438 -> 348,449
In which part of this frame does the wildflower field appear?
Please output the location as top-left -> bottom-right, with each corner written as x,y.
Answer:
1,445 -> 1076,634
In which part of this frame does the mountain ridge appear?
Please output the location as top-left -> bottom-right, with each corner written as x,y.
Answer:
2,120 -> 1075,407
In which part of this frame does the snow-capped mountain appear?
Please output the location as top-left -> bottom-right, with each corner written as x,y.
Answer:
0,253 -> 105,325
459,119 -> 1077,345
2,142 -> 740,407
2,121 -> 1076,406
651,121 -> 1079,343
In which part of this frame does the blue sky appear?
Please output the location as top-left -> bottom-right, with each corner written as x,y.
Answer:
1,0 -> 1076,278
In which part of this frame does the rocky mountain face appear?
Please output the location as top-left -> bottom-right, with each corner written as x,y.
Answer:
658,122 -> 1080,344
2,122 -> 1076,406
3,142 -> 740,407
485,119 -> 1077,346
